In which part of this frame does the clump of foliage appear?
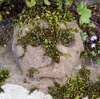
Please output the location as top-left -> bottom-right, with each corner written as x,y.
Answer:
76,2 -> 91,24
48,67 -> 100,99
0,69 -> 10,86
79,3 -> 100,64
27,68 -> 38,78
29,87 -> 38,94
0,69 -> 10,93
17,7 -> 77,62
25,0 -> 73,9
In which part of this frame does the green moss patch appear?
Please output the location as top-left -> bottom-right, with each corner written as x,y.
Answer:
17,8 -> 78,62
0,69 -> 10,92
48,67 -> 100,99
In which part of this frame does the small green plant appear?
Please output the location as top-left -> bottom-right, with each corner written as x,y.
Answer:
0,69 -> 10,93
25,0 -> 72,9
81,32 -> 88,41
25,0 -> 36,8
83,22 -> 96,28
27,68 -> 38,78
77,2 -> 91,24
0,69 -> 10,86
25,0 -> 51,7
48,67 -> 100,99
0,0 -> 5,6
96,59 -> 100,64
0,14 -> 3,21
23,78 -> 27,83
29,87 -> 38,94
79,3 -> 100,64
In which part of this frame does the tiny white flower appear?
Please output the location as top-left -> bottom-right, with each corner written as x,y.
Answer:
90,34 -> 97,41
91,43 -> 96,48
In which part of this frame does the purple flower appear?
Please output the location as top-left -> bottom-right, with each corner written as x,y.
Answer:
91,43 -> 96,48
90,34 -> 97,41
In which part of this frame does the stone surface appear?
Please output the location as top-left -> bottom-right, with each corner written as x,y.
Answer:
85,64 -> 100,82
14,45 -> 24,57
0,20 -> 100,94
20,45 -> 52,74
12,21 -> 84,86
0,84 -> 52,99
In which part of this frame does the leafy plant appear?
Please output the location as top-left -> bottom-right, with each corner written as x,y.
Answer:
25,0 -> 51,7
25,0 -> 36,8
44,0 -> 50,5
81,32 -> 88,41
88,22 -> 96,28
0,0 -> 5,5
77,2 -> 91,24
0,69 -> 10,86
83,22 -> 96,28
0,14 -> 3,21
65,0 -> 72,8
25,0 -> 72,9
54,0 -> 72,9
96,59 -> 100,64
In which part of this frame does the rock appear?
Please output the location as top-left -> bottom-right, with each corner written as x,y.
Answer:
85,64 -> 100,82
0,84 -> 52,99
40,20 -> 49,29
20,25 -> 29,37
56,44 -> 68,54
20,45 -> 52,74
12,21 -> 84,89
14,45 -> 24,58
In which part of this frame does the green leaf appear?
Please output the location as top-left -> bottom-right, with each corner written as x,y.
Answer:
0,0 -> 5,2
96,59 -> 100,64
58,4 -> 62,9
91,51 -> 96,56
25,0 -> 36,8
98,50 -> 100,54
79,8 -> 91,24
0,14 -> 3,21
77,2 -> 91,24
44,0 -> 50,5
81,32 -> 87,41
88,22 -> 96,28
54,0 -> 59,2
77,2 -> 87,14
65,0 -> 72,8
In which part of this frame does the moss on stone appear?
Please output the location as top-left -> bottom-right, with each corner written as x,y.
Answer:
29,87 -> 38,94
27,68 -> 38,78
16,7 -> 78,62
0,69 -> 10,86
48,67 -> 100,99
0,69 -> 10,92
